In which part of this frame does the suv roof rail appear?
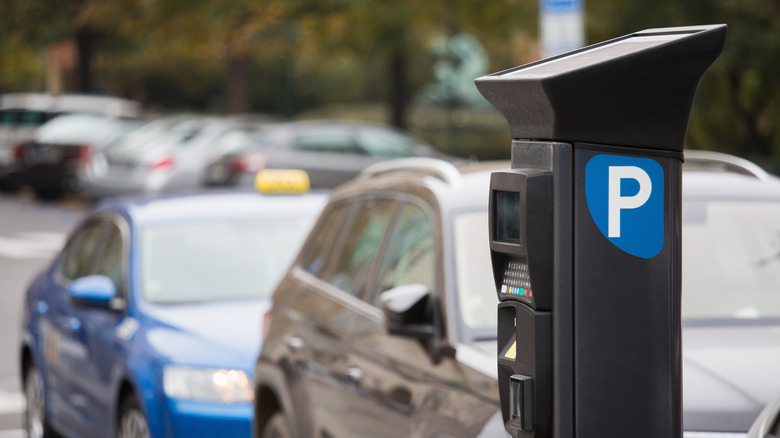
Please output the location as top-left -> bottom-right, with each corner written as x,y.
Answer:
684,150 -> 773,182
359,157 -> 463,188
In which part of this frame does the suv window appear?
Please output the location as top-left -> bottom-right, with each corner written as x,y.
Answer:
21,111 -> 46,126
0,110 -> 19,127
318,198 -> 398,297
301,203 -> 353,276
371,202 -> 435,306
58,218 -> 106,281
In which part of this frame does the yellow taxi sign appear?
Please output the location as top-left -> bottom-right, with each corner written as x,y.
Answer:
255,169 -> 310,195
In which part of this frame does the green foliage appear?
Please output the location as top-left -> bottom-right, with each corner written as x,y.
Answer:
587,0 -> 780,167
2,0 -> 778,167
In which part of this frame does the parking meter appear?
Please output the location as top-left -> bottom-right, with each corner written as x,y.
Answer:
476,25 -> 727,438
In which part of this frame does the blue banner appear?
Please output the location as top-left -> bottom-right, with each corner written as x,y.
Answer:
541,0 -> 582,14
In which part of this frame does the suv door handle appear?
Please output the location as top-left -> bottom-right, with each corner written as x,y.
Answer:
344,365 -> 364,383
283,335 -> 304,352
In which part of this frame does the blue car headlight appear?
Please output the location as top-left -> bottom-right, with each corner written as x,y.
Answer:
163,365 -> 253,403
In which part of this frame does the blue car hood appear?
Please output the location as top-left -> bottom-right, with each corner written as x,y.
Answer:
683,323 -> 780,433
143,299 -> 271,371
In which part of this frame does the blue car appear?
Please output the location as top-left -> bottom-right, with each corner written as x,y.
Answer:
18,188 -> 327,438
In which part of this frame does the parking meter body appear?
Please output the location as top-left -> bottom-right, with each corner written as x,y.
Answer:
476,25 -> 727,438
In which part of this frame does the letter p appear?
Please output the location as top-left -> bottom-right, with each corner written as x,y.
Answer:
608,166 -> 652,238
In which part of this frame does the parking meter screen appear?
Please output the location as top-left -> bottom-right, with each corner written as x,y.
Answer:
496,190 -> 522,245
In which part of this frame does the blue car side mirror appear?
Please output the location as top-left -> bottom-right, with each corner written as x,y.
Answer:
68,275 -> 120,310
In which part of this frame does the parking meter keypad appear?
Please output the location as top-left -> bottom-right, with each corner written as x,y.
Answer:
500,258 -> 534,304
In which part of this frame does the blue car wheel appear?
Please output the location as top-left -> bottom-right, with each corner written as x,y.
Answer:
24,361 -> 54,438
117,394 -> 150,438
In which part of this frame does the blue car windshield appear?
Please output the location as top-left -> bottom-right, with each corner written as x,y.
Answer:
141,217 -> 313,303
683,200 -> 780,320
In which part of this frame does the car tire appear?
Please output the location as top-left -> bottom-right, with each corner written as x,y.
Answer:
24,361 -> 56,438
117,393 -> 150,438
0,179 -> 20,193
261,412 -> 291,438
33,188 -> 62,201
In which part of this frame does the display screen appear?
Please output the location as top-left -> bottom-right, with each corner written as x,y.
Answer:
496,190 -> 522,245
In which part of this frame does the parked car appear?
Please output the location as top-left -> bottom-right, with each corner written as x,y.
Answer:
254,152 -> 780,438
10,113 -> 139,199
681,151 -> 780,435
0,93 -> 141,191
254,158 -> 505,438
83,115 -> 264,201
19,181 -> 328,438
746,392 -> 780,438
204,119 -> 461,189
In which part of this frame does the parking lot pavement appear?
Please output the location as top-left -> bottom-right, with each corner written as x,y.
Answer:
0,412 -> 21,437
0,384 -> 23,436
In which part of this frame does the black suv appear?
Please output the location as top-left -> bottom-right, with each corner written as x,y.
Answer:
253,158 -> 504,438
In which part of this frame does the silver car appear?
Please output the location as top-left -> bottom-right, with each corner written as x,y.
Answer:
83,115 -> 263,200
10,113 -> 138,199
205,119 -> 461,189
0,93 -> 140,191
681,152 -> 780,436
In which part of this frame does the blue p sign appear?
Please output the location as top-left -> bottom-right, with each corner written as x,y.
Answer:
585,154 -> 664,259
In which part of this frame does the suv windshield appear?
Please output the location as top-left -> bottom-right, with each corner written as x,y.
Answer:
682,200 -> 780,320
453,210 -> 498,337
141,217 -> 313,303
452,199 -> 780,334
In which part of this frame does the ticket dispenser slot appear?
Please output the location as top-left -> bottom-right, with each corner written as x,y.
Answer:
491,169 -> 552,437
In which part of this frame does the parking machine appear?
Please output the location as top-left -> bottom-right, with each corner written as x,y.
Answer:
476,25 -> 727,438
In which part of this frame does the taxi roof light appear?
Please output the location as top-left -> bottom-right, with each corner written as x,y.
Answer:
255,169 -> 310,195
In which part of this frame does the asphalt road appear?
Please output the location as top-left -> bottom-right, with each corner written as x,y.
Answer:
0,189 -> 87,435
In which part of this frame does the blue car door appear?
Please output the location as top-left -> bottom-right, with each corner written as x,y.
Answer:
46,213 -> 129,438
66,215 -> 130,438
43,216 -> 108,436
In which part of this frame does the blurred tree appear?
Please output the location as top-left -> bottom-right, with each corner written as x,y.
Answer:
122,0 -> 298,113
0,0 -> 137,93
291,0 -> 536,129
587,0 -> 780,166
0,0 -> 534,122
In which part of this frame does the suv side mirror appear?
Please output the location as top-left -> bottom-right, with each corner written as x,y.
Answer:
380,283 -> 435,343
68,275 -> 122,310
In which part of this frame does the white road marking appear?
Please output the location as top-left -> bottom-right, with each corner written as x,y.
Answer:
0,232 -> 65,260
0,390 -> 23,415
0,430 -> 23,438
